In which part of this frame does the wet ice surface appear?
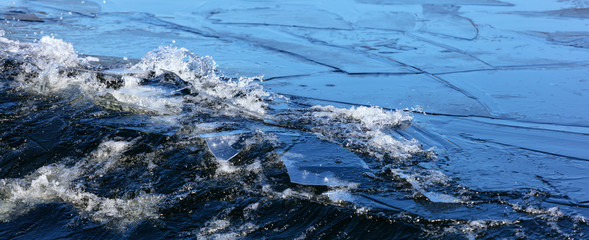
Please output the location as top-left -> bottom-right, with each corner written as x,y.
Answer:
0,0 -> 588,239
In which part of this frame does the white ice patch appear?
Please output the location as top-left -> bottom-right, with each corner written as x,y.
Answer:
0,140 -> 162,227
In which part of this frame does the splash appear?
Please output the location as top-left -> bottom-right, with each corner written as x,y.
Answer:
131,46 -> 270,116
309,105 -> 425,160
0,35 -> 98,93
0,35 -> 271,117
0,140 -> 163,227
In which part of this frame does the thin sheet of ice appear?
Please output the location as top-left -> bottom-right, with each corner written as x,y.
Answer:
203,133 -> 249,161
264,72 -> 491,117
280,134 -> 369,187
439,68 -> 589,126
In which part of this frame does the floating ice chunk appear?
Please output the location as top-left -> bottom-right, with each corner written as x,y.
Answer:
202,132 -> 261,175
203,132 -> 250,161
280,135 -> 368,187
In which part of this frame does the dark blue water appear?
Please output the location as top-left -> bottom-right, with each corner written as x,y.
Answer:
1,0 -> 589,239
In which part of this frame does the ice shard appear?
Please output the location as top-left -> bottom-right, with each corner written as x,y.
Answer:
202,131 -> 251,161
280,135 -> 370,187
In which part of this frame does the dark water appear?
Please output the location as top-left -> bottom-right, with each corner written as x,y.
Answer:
1,0 -> 589,239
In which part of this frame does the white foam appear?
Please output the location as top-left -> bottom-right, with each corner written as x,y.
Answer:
0,140 -> 162,227
131,46 -> 270,116
196,219 -> 258,240
311,105 -> 413,129
390,168 -> 461,203
215,160 -> 239,175
512,204 -> 566,219
132,46 -> 216,82
110,85 -> 183,114
323,189 -> 355,203
443,220 -> 515,240
309,105 -> 426,160
1,35 -> 271,117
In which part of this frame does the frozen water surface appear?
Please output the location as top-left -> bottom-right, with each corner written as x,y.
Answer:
1,0 -> 588,239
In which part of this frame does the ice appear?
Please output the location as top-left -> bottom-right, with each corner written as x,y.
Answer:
209,7 -> 351,29
264,72 -> 491,117
203,133 -> 249,161
408,11 -> 589,67
282,28 -> 493,73
419,5 -> 479,40
355,11 -> 416,31
280,134 -> 369,187
419,114 -> 589,204
0,9 -> 43,22
209,26 -> 417,74
439,68 -> 589,126
27,0 -> 100,17
357,0 -> 513,5
530,31 -> 589,49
